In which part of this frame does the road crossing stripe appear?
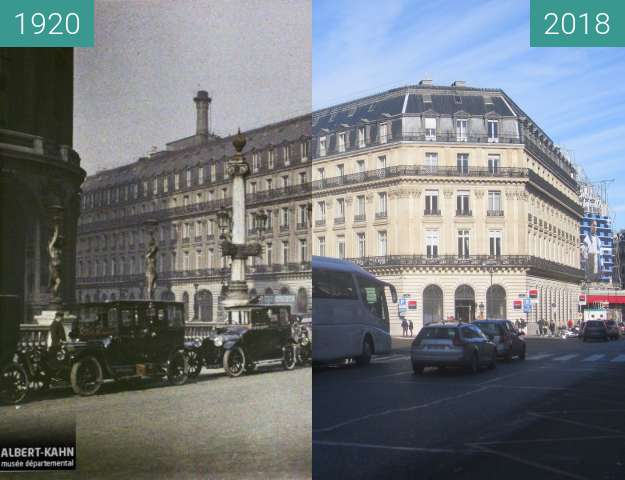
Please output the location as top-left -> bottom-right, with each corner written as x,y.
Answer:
553,354 -> 578,361
526,354 -> 554,361
583,354 -> 605,362
610,354 -> 625,363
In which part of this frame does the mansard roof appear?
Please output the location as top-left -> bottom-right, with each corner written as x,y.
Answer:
83,114 -> 311,190
312,84 -> 518,133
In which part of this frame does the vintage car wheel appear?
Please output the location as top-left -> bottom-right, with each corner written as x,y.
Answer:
70,356 -> 103,396
186,349 -> 202,379
283,345 -> 297,371
223,347 -> 246,377
355,337 -> 373,366
167,351 -> 189,386
0,363 -> 29,405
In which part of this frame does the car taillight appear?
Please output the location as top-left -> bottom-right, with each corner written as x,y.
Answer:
452,334 -> 463,347
500,333 -> 510,344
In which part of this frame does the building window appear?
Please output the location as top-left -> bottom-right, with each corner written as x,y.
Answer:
425,117 -> 436,141
163,176 -> 169,193
265,178 -> 272,191
299,239 -> 307,262
183,251 -> 190,271
266,242 -> 272,265
488,120 -> 499,143
358,126 -> 366,147
356,232 -> 366,257
299,171 -> 307,184
250,181 -> 257,194
377,155 -> 387,170
425,152 -> 438,171
207,249 -> 214,268
198,166 -> 204,185
488,154 -> 500,174
356,195 -> 366,217
268,150 -> 274,169
283,145 -> 290,165
425,189 -> 439,215
301,140 -> 309,161
488,191 -> 502,213
426,230 -> 439,258
174,174 -> 180,190
458,230 -> 470,257
336,198 -> 345,219
318,236 -> 326,256
186,169 -> 191,187
317,167 -> 325,180
319,136 -> 327,157
183,195 -> 189,207
338,132 -> 346,153
282,241 -> 289,265
456,119 -> 468,142
266,209 -> 272,230
252,152 -> 259,172
196,193 -> 202,204
298,205 -> 308,226
281,207 -> 290,227
377,192 -> 387,217
456,190 -> 470,215
337,236 -> 345,259
210,164 -> 216,182
317,201 -> 326,223
336,164 -> 344,177
282,175 -> 289,188
356,159 -> 365,173
489,230 -> 502,257
457,153 -> 469,174
379,123 -> 388,144
378,231 -> 387,256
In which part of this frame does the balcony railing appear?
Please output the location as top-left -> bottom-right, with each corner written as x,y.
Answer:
348,255 -> 583,282
296,222 -> 308,231
375,212 -> 388,220
353,214 -> 366,223
424,209 -> 441,216
487,210 -> 505,217
456,210 -> 472,217
312,165 -> 528,191
280,225 -> 290,232
315,219 -> 326,227
334,217 -> 345,225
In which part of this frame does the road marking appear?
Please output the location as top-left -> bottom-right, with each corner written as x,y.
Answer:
313,440 -> 457,454
526,354 -> 554,361
468,444 -> 590,480
552,354 -> 578,361
582,354 -> 605,362
472,434 -> 625,446
312,386 -> 489,434
611,354 -> 625,362
527,412 -> 623,434
374,354 -> 410,364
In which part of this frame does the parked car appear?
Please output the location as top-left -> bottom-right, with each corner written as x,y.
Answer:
52,301 -> 190,396
196,304 -> 298,377
411,323 -> 497,374
0,294 -> 29,405
605,320 -> 620,340
582,320 -> 609,342
473,320 -> 526,361
618,322 -> 625,335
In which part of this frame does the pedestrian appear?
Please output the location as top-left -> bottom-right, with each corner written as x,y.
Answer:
49,311 -> 66,347
409,320 -> 414,337
539,318 -> 545,336
515,319 -> 520,330
549,320 -> 555,337
567,319 -> 573,330
401,318 -> 408,337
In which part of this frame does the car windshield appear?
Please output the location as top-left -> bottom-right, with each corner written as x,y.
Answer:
419,327 -> 457,339
587,321 -> 604,327
474,323 -> 503,335
606,321 -> 616,326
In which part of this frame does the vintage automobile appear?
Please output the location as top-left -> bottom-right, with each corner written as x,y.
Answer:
195,304 -> 298,377
0,294 -> 29,405
48,300 -> 190,396
294,316 -> 312,365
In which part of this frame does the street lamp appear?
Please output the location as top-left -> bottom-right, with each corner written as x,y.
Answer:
217,206 -> 232,241
478,302 -> 485,320
255,210 -> 268,241
306,202 -> 313,226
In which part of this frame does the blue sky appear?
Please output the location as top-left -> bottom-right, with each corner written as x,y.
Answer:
313,0 -> 625,229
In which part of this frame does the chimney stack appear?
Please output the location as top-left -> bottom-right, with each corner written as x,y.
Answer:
194,90 -> 211,136
419,79 -> 433,86
452,80 -> 466,87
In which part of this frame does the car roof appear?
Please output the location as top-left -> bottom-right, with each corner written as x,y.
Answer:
423,322 -> 465,328
474,319 -> 509,324
312,256 -> 388,285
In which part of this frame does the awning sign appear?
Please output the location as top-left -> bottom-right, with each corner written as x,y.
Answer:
513,299 -> 523,310
529,289 -> 538,299
579,294 -> 586,306
408,300 -> 417,310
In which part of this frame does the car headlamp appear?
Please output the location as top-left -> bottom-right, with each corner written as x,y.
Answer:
56,347 -> 67,361
213,336 -> 224,347
300,337 -> 309,346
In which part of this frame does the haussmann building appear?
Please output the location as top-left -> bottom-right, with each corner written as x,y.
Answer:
311,80 -> 584,335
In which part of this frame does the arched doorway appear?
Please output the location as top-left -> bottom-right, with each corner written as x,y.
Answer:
196,290 -> 213,322
110,293 -> 117,301
423,285 -> 443,324
248,288 -> 257,300
160,290 -> 175,301
129,292 -> 135,300
486,285 -> 506,319
455,285 -> 475,322
182,291 -> 190,322
84,294 -> 91,303
265,287 -> 274,295
102,293 -> 108,302
297,287 -> 308,314
280,286 -> 290,295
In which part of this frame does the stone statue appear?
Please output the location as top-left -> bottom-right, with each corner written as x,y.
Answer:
145,237 -> 158,299
48,223 -> 63,303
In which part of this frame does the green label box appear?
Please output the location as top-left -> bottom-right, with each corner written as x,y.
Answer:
531,0 -> 625,47
0,0 -> 94,47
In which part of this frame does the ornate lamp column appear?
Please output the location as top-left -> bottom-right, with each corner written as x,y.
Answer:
47,205 -> 65,309
144,219 -> 158,300
220,130 -> 262,309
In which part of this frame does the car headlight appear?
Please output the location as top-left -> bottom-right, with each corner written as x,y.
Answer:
300,338 -> 309,346
56,347 -> 67,361
213,336 -> 224,347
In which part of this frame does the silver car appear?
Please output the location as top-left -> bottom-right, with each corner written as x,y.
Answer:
411,323 -> 497,374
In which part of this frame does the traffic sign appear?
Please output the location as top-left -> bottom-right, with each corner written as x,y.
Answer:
523,298 -> 532,313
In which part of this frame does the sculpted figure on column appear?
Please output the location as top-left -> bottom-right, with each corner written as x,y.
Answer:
145,237 -> 158,300
48,223 -> 63,303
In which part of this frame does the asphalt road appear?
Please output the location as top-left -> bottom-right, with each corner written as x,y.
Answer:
0,365 -> 311,479
313,336 -> 625,480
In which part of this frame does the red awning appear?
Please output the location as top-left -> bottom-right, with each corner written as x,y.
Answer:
586,295 -> 625,305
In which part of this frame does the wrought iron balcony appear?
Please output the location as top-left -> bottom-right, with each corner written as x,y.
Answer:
487,210 -> 504,217
456,209 -> 472,217
424,209 -> 441,216
334,217 -> 345,225
353,214 -> 366,223
280,225 -> 290,232
296,222 -> 308,231
375,211 -> 388,220
315,219 -> 326,227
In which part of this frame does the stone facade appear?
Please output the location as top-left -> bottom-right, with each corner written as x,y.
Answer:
311,81 -> 583,335
76,92 -> 311,322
